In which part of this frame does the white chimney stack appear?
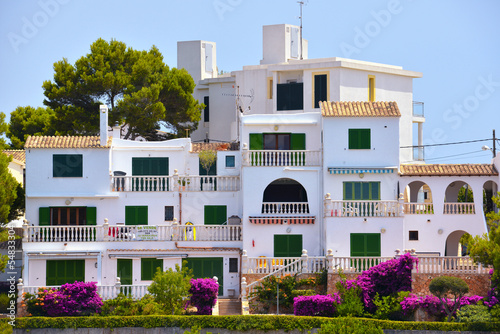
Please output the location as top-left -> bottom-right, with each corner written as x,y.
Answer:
99,105 -> 108,147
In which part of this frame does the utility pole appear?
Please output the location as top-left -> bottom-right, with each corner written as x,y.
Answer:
494,129 -> 497,158
298,1 -> 304,60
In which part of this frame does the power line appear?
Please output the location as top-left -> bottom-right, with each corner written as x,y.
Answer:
424,150 -> 489,162
400,138 -> 491,149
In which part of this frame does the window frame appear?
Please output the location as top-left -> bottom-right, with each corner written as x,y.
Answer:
125,206 -> 148,225
343,182 -> 381,201
141,258 -> 163,281
225,155 -> 235,168
53,154 -> 83,177
164,206 -> 174,221
277,82 -> 304,111
312,71 -> 329,108
348,128 -> 371,150
46,259 -> 85,286
409,231 -> 419,241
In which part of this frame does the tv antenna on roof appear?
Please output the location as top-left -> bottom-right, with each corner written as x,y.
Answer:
298,1 -> 306,60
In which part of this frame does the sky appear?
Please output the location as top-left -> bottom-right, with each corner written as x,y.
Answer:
0,0 -> 499,164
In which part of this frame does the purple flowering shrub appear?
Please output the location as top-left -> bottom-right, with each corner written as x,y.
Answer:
294,294 -> 341,317
347,253 -> 418,311
42,281 -> 103,317
188,278 -> 219,315
401,293 -> 484,319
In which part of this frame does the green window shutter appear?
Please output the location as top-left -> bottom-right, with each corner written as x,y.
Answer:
314,74 -> 327,108
138,206 -> 148,225
39,207 -> 50,226
125,206 -> 148,225
343,182 -> 353,200
133,158 -> 169,176
290,133 -> 306,150
46,260 -> 57,285
290,83 -> 304,110
125,206 -> 135,225
185,258 -> 223,295
216,206 -> 227,224
366,234 -> 381,256
141,258 -> 162,280
348,129 -> 359,149
288,235 -> 303,257
274,235 -> 288,257
74,260 -> 85,282
117,259 -> 132,285
371,182 -> 380,200
53,154 -> 83,177
274,235 -> 303,257
249,134 -> 263,150
203,96 -> 210,122
362,183 -> 370,200
349,129 -> 371,150
354,182 -> 362,200
350,234 -> 366,257
86,207 -> 96,225
154,259 -> 163,277
360,129 -> 371,149
46,260 -> 84,285
204,205 -> 226,225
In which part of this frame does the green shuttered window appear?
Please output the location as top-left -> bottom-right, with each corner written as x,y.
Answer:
125,206 -> 148,225
349,129 -> 371,149
274,234 -> 303,257
203,96 -> 210,122
249,133 -> 305,150
141,258 -> 163,280
343,182 -> 380,200
277,82 -> 303,111
350,233 -> 381,257
185,257 -> 223,295
314,74 -> 327,108
132,158 -> 169,176
204,205 -> 227,225
53,154 -> 83,177
46,260 -> 85,285
38,207 -> 96,225
117,259 -> 132,285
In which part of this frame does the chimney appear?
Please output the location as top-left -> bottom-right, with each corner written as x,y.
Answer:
112,123 -> 121,139
100,105 -> 108,147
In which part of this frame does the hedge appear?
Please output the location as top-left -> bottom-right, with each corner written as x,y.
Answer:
4,315 -> 500,332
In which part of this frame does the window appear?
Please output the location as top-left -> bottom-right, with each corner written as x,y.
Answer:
229,258 -> 238,273
46,260 -> 85,286
277,82 -> 303,111
225,155 -> 235,168
39,207 -> 96,226
125,206 -> 148,225
185,257 -> 223,295
350,233 -> 381,257
274,234 -> 303,257
117,259 -> 132,285
368,75 -> 375,102
409,231 -> 419,241
249,133 -> 305,150
203,96 -> 209,122
141,258 -> 163,280
204,205 -> 227,225
313,73 -> 328,108
343,182 -> 380,200
164,206 -> 174,221
132,157 -> 169,176
266,77 -> 273,99
348,129 -> 371,149
53,154 -> 82,177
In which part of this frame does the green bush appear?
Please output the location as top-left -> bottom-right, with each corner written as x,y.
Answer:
335,271 -> 365,317
0,293 -> 10,313
0,319 -> 13,334
456,304 -> 492,323
318,317 -> 383,334
372,291 -> 411,321
100,294 -> 166,316
292,289 -> 316,297
429,276 -> 469,322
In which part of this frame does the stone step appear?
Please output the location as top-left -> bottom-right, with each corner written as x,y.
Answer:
218,299 -> 242,315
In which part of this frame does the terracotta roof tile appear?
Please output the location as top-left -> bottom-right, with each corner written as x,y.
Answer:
321,101 -> 401,117
400,164 -> 498,176
25,136 -> 112,149
191,142 -> 239,153
3,150 -> 26,164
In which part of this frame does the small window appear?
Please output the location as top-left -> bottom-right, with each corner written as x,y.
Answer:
225,155 -> 235,168
125,206 -> 148,225
53,154 -> 83,177
266,77 -> 273,99
409,231 -> 419,241
368,75 -> 375,102
141,258 -> 163,280
423,192 -> 428,200
313,74 -> 328,108
229,258 -> 238,273
165,206 -> 174,221
348,129 -> 371,149
203,96 -> 209,122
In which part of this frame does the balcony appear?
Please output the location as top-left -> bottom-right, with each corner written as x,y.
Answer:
325,200 -> 402,217
244,150 -> 321,167
443,202 -> 476,214
261,202 -> 309,214
111,175 -> 240,192
24,224 -> 242,243
403,202 -> 434,214
412,101 -> 425,117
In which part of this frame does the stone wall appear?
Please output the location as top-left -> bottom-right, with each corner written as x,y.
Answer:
412,273 -> 491,296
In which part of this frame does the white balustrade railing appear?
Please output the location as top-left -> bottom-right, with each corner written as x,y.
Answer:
326,200 -> 401,217
26,225 -> 242,242
21,285 -> 150,301
246,257 -> 303,275
416,256 -> 487,274
246,150 -> 321,167
329,256 -> 394,273
112,175 -> 239,192
443,203 -> 476,214
403,203 -> 434,214
261,202 -> 310,214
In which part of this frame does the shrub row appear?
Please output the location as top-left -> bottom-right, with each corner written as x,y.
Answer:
7,315 -> 500,332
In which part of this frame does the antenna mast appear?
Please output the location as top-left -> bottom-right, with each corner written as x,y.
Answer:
298,1 -> 304,60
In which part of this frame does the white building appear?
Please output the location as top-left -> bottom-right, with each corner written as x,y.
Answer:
20,24 -> 499,300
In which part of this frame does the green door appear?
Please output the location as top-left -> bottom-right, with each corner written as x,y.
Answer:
274,234 -> 303,257
350,233 -> 381,271
117,259 -> 132,295
185,258 -> 223,295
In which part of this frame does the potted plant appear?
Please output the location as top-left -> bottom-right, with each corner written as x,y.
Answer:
178,177 -> 191,191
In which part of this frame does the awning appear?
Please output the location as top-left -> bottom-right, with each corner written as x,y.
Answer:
249,216 -> 315,225
328,167 -> 396,175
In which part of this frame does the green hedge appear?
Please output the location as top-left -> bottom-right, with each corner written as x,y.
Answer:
8,315 -> 500,332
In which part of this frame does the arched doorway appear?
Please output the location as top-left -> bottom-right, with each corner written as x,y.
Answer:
444,181 -> 475,214
483,180 -> 499,215
445,230 -> 468,256
262,178 -> 309,214
404,181 -> 433,214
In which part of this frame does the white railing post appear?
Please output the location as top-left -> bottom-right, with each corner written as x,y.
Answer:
103,219 -> 109,241
22,219 -> 29,242
173,169 -> 179,191
326,249 -> 334,273
115,277 -> 121,299
301,249 -> 308,273
242,250 -> 248,274
17,278 -> 24,314
241,277 -> 248,301
324,193 -> 331,217
398,193 -> 404,216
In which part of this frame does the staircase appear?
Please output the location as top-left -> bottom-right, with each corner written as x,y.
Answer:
218,299 -> 242,315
